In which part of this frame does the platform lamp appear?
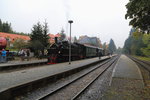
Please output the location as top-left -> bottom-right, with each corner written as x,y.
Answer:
68,20 -> 73,64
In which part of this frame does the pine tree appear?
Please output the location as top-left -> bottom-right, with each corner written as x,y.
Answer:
74,36 -> 78,42
30,21 -> 50,56
42,20 -> 50,48
2,21 -> 12,33
30,22 -> 44,55
59,28 -> 66,41
108,39 -> 116,54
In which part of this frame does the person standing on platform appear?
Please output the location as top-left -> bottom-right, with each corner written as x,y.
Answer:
26,49 -> 30,61
1,49 -> 7,63
38,50 -> 42,59
98,51 -> 102,59
20,49 -> 25,61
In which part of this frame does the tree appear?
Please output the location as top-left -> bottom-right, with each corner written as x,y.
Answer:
30,21 -> 50,56
102,42 -> 107,50
74,36 -> 78,42
108,39 -> 116,54
59,28 -> 66,41
1,21 -> 13,33
116,47 -> 122,54
42,20 -> 50,48
123,28 -> 147,56
141,34 -> 150,57
125,0 -> 150,33
13,39 -> 28,50
123,36 -> 133,54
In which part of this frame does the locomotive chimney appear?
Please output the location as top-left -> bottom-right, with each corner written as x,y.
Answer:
55,37 -> 58,43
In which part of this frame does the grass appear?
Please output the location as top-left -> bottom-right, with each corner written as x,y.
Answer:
133,56 -> 150,62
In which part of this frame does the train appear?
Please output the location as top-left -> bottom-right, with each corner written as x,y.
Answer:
0,37 -> 7,50
47,38 -> 108,64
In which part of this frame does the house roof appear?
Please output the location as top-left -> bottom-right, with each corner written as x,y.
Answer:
78,35 -> 101,47
0,32 -> 30,41
0,32 -> 61,44
48,33 -> 60,38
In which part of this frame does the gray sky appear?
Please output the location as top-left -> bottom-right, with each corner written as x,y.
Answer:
0,0 -> 131,48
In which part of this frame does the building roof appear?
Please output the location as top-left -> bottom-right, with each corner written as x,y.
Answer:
48,33 -> 61,43
78,35 -> 102,47
0,32 -> 61,44
48,33 -> 60,38
0,32 -> 30,42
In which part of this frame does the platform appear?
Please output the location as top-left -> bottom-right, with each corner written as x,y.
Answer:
0,56 -> 110,95
0,59 -> 47,68
105,55 -> 144,100
112,55 -> 143,79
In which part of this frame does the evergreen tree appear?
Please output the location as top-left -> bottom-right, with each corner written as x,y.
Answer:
30,22 -> 43,41
116,47 -> 122,54
30,25 -> 43,55
2,21 -> 12,33
59,28 -> 66,41
30,21 -> 50,56
123,36 -> 132,54
108,39 -> 116,54
74,36 -> 78,42
102,42 -> 107,50
42,20 -> 50,47
123,28 -> 147,56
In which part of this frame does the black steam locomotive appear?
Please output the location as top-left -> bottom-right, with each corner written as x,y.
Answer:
47,40 -> 105,64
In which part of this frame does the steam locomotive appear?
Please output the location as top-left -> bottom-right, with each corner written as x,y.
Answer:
47,38 -> 106,64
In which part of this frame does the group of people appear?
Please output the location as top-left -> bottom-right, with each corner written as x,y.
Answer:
0,49 -> 7,63
18,49 -> 30,61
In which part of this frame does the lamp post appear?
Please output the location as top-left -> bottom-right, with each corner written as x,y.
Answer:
68,20 -> 73,64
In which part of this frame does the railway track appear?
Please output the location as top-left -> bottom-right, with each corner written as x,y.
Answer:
128,56 -> 150,72
33,56 -> 119,100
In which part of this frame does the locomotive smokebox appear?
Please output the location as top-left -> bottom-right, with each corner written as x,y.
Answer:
55,37 -> 58,43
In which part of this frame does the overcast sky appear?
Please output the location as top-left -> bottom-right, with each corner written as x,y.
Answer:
0,0 -> 131,48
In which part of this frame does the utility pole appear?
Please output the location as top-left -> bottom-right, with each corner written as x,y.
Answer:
68,20 -> 73,64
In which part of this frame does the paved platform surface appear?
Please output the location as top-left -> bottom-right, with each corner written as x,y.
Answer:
0,56 -> 109,93
112,55 -> 143,81
0,59 -> 47,68
104,55 -> 145,100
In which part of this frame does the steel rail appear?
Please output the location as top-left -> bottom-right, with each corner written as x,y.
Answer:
128,56 -> 150,72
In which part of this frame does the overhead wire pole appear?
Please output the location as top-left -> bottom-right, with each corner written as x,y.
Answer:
68,20 -> 73,64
